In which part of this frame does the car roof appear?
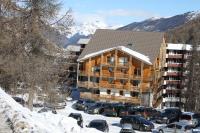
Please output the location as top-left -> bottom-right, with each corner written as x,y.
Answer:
69,113 -> 82,116
90,119 -> 107,123
172,121 -> 191,126
182,112 -> 195,115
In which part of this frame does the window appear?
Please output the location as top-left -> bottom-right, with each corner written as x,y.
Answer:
107,90 -> 111,94
120,79 -> 127,85
107,56 -> 115,64
167,124 -> 175,128
131,80 -> 140,86
134,68 -> 141,76
108,78 -> 114,84
130,91 -> 139,97
119,57 -> 128,65
108,67 -> 114,73
121,68 -> 127,73
92,66 -> 100,72
90,77 -> 99,83
119,90 -> 124,96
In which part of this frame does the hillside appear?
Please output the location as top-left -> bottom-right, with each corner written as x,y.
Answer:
118,11 -> 200,32
166,17 -> 200,44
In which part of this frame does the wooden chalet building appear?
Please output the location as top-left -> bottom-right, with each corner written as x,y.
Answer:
77,29 -> 165,106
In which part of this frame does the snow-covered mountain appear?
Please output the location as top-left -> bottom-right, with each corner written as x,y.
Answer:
118,11 -> 200,32
67,21 -> 122,45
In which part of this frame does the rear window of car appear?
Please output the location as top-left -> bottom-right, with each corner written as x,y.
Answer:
193,114 -> 200,119
181,114 -> 192,120
185,125 -> 193,130
175,125 -> 182,129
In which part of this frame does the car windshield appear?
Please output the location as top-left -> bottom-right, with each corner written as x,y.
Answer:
181,115 -> 192,120
140,117 -> 150,125
89,122 -> 104,129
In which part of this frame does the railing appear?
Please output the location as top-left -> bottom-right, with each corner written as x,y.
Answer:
166,54 -> 183,59
78,81 -> 99,88
163,72 -> 182,76
165,63 -> 183,67
80,93 -> 140,103
163,97 -> 180,102
163,80 -> 181,85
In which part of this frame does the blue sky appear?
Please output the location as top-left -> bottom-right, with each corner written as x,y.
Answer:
62,0 -> 200,26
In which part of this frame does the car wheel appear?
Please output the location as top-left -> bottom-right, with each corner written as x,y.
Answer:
139,126 -> 143,131
159,129 -> 164,133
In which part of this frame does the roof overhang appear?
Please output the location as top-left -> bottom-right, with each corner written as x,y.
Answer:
77,46 -> 152,65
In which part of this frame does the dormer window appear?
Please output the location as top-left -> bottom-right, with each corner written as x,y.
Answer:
119,57 -> 128,65
107,56 -> 115,65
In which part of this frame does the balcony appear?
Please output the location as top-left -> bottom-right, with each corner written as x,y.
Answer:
100,83 -> 139,91
163,97 -> 180,102
163,71 -> 182,76
80,92 -> 140,103
78,81 -> 99,88
163,80 -> 181,85
166,54 -> 183,59
165,63 -> 183,67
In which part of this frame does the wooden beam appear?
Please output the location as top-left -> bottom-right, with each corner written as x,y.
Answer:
100,54 -> 103,80
88,58 -> 91,89
128,56 -> 132,90
114,49 -> 118,80
140,61 -> 144,106
76,62 -> 79,88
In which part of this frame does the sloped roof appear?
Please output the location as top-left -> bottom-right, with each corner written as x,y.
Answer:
78,29 -> 164,64
78,46 -> 152,65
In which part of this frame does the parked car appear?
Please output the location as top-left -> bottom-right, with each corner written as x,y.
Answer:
73,99 -> 95,111
38,107 -> 52,113
12,97 -> 25,106
120,123 -> 136,133
156,108 -> 182,124
156,121 -> 193,133
87,119 -> 109,132
102,104 -> 118,117
33,103 -> 44,108
193,126 -> 200,133
120,115 -> 154,131
180,112 -> 200,127
85,102 -> 104,114
68,113 -> 83,127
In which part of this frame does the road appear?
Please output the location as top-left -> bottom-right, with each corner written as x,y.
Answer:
0,113 -> 12,133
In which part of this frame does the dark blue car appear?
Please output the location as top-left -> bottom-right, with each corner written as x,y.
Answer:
120,115 -> 154,131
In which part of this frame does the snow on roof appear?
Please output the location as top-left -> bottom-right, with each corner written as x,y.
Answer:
78,46 -> 152,65
167,43 -> 192,50
66,45 -> 81,52
77,38 -> 90,44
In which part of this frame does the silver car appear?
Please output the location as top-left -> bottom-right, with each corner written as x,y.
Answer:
156,121 -> 193,133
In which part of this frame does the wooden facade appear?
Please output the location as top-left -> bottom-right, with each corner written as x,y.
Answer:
77,49 -> 153,105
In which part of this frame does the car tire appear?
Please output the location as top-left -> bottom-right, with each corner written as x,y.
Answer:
159,129 -> 164,133
139,126 -> 143,131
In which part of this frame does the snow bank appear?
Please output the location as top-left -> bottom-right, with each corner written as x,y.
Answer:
0,87 -> 100,133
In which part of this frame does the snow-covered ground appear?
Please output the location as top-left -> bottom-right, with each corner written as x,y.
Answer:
0,87 -> 161,133
0,87 -> 100,133
34,101 -> 159,133
0,113 -> 12,133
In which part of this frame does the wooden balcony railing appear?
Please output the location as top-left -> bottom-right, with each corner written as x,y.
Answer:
80,93 -> 140,103
78,81 -> 99,88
